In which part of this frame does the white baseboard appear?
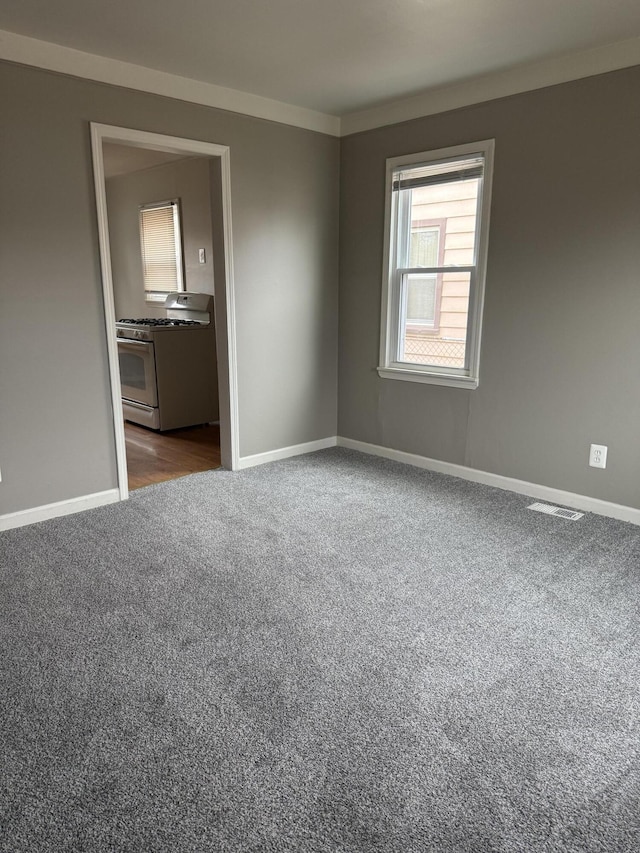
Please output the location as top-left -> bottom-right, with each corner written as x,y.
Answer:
337,437 -> 640,526
0,489 -> 121,532
4,439 -> 636,530
237,436 -> 337,470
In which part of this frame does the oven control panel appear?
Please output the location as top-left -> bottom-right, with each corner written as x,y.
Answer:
116,326 -> 152,341
165,292 -> 213,313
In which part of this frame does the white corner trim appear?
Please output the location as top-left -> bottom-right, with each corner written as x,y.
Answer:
237,437 -> 337,470
337,437 -> 640,526
90,123 -> 129,501
341,35 -> 640,136
0,29 -> 340,137
0,489 -> 120,532
217,147 -> 241,472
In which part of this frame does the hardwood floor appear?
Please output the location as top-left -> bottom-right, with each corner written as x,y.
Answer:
124,421 -> 221,491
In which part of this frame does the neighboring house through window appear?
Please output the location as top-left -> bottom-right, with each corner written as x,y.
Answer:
379,140 -> 494,389
139,199 -> 185,302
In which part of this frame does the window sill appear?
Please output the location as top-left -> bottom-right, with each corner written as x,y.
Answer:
377,365 -> 478,389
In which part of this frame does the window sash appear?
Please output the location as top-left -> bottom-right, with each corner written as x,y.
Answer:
395,169 -> 483,272
392,269 -> 477,374
392,167 -> 484,372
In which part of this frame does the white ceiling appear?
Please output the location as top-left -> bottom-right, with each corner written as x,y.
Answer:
2,0 -> 640,121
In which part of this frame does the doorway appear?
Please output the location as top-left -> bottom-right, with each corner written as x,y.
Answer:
90,124 -> 239,500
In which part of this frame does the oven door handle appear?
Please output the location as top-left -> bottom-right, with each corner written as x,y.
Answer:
117,337 -> 153,346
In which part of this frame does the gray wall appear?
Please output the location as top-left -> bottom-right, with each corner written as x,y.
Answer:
0,61 -> 339,516
339,66 -> 640,509
106,156 -> 215,320
3,57 -> 639,520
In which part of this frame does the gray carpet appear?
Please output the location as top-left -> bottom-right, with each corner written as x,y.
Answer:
1,448 -> 640,852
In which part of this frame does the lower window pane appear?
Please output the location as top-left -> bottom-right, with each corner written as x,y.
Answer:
400,272 -> 470,368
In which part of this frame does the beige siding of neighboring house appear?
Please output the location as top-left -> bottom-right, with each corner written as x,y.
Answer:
405,181 -> 478,367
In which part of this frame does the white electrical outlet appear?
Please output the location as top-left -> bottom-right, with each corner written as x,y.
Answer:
198,248 -> 206,264
589,444 -> 607,469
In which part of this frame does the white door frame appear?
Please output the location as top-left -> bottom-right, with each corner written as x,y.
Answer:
90,123 -> 240,500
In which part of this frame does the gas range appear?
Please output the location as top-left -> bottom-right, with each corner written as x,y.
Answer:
115,292 -> 213,341
116,317 -> 205,341
115,292 -> 218,431
119,318 -> 201,326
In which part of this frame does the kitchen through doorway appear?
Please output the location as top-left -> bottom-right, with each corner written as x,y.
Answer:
91,124 -> 238,500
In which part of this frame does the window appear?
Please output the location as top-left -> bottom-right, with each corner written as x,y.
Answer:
139,199 -> 185,302
379,140 -> 494,389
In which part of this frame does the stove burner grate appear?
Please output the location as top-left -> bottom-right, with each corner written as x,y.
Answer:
118,318 -> 201,326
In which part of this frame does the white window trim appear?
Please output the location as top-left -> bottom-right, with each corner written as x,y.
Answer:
378,139 -> 494,390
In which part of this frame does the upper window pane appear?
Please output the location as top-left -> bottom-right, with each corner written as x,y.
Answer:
399,168 -> 481,270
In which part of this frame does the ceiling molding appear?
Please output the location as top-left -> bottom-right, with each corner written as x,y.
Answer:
0,29 -> 341,137
2,28 -> 640,139
340,35 -> 640,136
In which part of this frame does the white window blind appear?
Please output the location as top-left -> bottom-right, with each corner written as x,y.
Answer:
139,199 -> 184,302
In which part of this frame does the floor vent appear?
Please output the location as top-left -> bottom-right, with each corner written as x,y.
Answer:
528,502 -> 584,521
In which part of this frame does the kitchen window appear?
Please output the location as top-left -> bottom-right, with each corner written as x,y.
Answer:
378,140 -> 494,389
139,199 -> 185,302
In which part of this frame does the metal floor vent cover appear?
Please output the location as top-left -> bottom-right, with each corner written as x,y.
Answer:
527,502 -> 584,521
